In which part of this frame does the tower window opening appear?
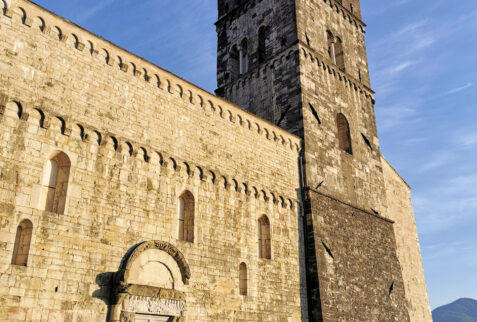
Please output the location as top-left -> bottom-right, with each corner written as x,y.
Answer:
11,219 -> 33,266
40,151 -> 71,214
230,45 -> 240,80
327,31 -> 345,71
239,38 -> 249,74
258,26 -> 268,64
239,262 -> 248,296
178,191 -> 195,242
337,113 -> 353,155
327,31 -> 336,63
258,215 -> 271,259
334,37 -> 345,71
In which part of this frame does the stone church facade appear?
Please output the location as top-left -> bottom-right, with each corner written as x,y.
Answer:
0,0 -> 431,321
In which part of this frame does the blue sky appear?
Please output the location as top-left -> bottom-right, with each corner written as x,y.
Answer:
32,0 -> 477,309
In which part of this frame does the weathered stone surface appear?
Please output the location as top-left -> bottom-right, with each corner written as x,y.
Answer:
217,0 -> 431,321
0,0 -> 304,321
382,158 -> 433,322
0,0 -> 431,321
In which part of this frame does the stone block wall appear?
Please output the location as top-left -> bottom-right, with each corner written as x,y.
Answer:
0,1 -> 306,321
382,158 -> 432,322
308,192 -> 410,322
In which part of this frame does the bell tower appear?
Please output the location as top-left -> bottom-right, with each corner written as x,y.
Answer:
216,0 -> 414,321
215,0 -> 304,136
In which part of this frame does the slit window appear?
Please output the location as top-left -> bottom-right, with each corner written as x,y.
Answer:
258,215 -> 271,259
362,133 -> 373,150
239,262 -> 248,296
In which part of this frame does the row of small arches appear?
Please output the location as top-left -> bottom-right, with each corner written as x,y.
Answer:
300,48 -> 374,103
0,2 -> 299,152
1,101 -> 297,210
224,48 -> 296,92
324,0 -> 365,32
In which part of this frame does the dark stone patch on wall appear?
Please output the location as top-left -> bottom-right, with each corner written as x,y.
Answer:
308,191 -> 410,322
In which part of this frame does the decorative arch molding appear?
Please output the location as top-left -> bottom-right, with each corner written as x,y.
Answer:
120,240 -> 191,285
110,241 -> 190,322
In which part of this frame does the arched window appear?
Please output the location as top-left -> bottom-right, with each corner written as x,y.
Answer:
40,151 -> 71,214
11,219 -> 33,266
178,191 -> 195,242
327,31 -> 335,63
258,26 -> 268,63
327,31 -> 345,71
239,262 -> 247,296
230,45 -> 239,80
258,215 -> 271,259
337,113 -> 353,155
239,38 -> 248,74
334,37 -> 345,71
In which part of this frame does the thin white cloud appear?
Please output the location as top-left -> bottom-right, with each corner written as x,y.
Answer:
392,19 -> 429,38
441,83 -> 473,96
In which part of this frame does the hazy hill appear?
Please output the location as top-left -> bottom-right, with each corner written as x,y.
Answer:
432,298 -> 477,322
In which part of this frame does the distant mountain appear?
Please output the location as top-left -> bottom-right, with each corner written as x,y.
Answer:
433,298 -> 477,322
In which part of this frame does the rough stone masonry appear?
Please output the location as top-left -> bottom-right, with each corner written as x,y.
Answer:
0,0 -> 431,321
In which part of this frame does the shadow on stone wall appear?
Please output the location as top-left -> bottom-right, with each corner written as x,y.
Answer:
92,272 -> 115,321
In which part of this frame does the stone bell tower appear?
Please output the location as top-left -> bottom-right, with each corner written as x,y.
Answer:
216,0 -> 425,321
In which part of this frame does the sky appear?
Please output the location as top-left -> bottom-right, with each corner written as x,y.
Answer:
30,0 -> 477,310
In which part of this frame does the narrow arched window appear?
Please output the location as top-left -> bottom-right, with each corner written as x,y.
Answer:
11,219 -> 33,266
337,113 -> 353,154
334,37 -> 345,71
327,31 -> 335,63
40,152 -> 71,214
230,45 -> 240,80
178,191 -> 195,242
258,215 -> 271,259
258,26 -> 268,63
239,262 -> 248,296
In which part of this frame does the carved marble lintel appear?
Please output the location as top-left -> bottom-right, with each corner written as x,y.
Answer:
122,295 -> 186,317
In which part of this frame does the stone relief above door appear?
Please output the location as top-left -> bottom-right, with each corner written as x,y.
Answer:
109,241 -> 190,322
